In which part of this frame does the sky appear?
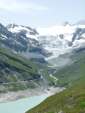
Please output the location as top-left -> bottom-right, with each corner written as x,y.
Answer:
0,0 -> 85,27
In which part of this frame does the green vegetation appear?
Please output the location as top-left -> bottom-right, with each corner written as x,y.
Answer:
27,77 -> 85,113
0,47 -> 57,92
0,47 -> 40,92
54,51 -> 85,87
26,51 -> 85,113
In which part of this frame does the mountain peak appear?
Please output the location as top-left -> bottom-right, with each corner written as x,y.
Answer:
7,24 -> 18,29
62,21 -> 71,26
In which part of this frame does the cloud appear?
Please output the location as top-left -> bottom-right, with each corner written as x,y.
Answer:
0,0 -> 48,12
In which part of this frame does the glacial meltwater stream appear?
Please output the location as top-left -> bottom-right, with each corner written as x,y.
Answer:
0,94 -> 48,113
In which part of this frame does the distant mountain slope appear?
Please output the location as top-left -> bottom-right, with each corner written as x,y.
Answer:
0,47 -> 57,92
26,50 -> 85,113
54,50 -> 85,87
0,47 -> 42,92
0,23 -> 47,63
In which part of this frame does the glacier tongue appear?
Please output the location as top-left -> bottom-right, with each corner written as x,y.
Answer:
38,35 -> 72,60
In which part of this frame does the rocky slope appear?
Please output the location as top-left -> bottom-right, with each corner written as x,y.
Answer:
0,47 -> 43,92
0,23 -> 47,63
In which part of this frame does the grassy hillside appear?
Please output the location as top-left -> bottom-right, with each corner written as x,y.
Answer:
27,77 -> 85,113
54,51 -> 85,87
26,51 -> 85,113
0,47 -> 41,92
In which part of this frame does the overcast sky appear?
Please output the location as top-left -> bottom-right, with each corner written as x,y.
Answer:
0,0 -> 85,27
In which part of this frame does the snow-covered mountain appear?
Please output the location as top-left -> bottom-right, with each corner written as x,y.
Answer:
0,23 -> 48,63
0,22 -> 85,65
37,23 -> 85,62
7,24 -> 39,40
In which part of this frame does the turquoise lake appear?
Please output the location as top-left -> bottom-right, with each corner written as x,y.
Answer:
0,94 -> 48,113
